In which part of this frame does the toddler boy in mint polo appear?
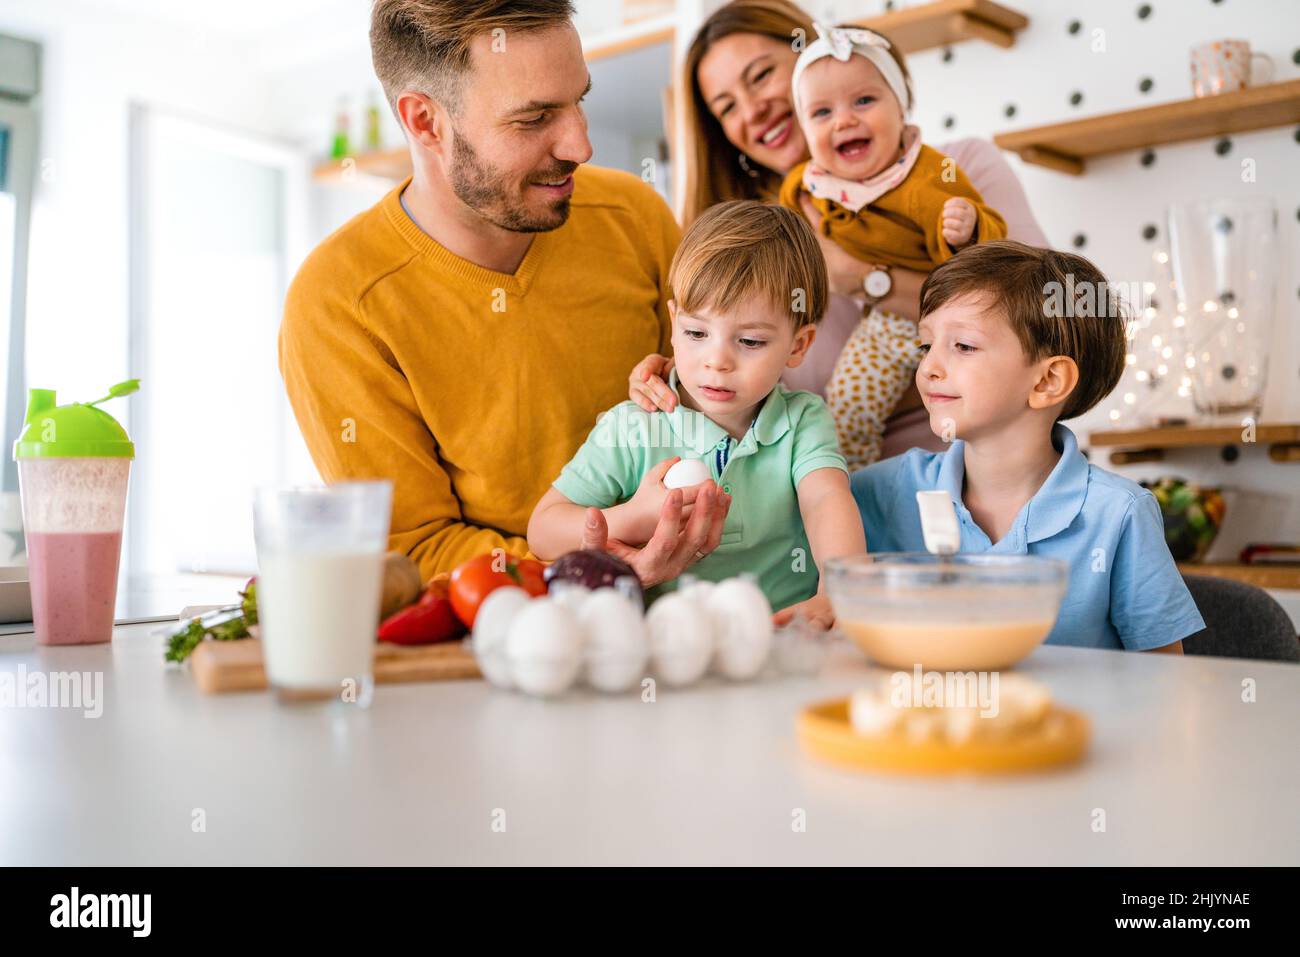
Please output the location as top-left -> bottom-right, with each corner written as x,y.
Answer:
553,369 -> 846,609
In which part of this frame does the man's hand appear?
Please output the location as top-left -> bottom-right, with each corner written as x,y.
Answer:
607,456 -> 710,545
629,353 -> 676,413
580,482 -> 731,588
941,197 -> 977,248
773,593 -> 835,631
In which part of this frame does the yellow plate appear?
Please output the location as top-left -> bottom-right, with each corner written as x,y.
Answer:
797,697 -> 1090,775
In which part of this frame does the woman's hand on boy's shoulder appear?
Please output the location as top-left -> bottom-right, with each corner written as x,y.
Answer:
629,353 -> 676,412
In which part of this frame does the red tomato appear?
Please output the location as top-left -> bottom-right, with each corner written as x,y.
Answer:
515,559 -> 548,599
449,553 -> 548,628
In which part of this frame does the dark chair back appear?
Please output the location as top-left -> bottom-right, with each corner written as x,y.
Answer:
1181,574 -> 1300,662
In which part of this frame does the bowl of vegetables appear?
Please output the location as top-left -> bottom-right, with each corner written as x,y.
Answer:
1141,477 -> 1225,563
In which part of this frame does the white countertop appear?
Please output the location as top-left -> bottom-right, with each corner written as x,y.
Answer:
1,621 -> 1297,866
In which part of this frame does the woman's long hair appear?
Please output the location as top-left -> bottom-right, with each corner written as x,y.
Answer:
675,0 -> 814,227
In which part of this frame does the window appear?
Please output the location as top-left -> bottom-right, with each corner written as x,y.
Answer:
127,105 -> 316,581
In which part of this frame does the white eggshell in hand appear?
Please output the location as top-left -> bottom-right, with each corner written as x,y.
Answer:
707,578 -> 774,680
578,589 -> 649,693
663,457 -> 712,490
505,597 -> 583,697
647,591 -> 713,686
472,586 -> 530,689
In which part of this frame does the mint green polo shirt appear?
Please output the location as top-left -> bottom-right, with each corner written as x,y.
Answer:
553,370 -> 847,610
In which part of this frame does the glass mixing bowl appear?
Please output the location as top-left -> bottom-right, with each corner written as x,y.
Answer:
825,553 -> 1068,670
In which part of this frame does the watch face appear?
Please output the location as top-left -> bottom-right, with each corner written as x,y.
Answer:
865,269 -> 892,298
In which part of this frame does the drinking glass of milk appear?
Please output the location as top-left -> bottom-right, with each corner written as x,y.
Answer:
252,481 -> 392,707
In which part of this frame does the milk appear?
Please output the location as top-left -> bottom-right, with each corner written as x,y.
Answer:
257,548 -> 385,691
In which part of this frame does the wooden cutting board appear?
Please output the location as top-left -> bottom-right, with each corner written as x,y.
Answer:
189,637 -> 481,694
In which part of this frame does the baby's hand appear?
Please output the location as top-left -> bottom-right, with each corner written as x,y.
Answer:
610,457 -> 715,545
941,197 -> 977,248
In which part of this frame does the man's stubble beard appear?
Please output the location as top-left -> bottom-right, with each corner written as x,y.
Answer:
449,128 -> 576,233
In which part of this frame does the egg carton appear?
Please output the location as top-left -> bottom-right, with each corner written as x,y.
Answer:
470,575 -> 833,698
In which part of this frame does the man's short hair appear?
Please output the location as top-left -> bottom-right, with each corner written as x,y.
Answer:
919,240 -> 1128,420
669,200 -> 829,329
370,0 -> 576,117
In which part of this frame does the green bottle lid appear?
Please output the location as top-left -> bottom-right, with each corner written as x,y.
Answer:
12,379 -> 140,459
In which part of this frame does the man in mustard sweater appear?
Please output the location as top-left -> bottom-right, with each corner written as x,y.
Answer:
279,0 -> 729,584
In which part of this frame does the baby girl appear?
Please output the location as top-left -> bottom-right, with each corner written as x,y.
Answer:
779,23 -> 1007,468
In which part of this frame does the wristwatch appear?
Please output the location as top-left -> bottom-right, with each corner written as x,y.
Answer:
863,266 -> 892,306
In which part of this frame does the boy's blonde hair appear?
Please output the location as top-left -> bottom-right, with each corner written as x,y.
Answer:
668,200 -> 829,328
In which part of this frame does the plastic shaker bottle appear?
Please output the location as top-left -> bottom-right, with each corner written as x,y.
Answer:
11,380 -> 139,645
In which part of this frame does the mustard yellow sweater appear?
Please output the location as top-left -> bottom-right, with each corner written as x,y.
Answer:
279,166 -> 679,581
779,145 -> 1007,270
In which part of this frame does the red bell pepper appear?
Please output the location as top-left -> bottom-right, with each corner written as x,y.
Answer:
378,578 -> 466,645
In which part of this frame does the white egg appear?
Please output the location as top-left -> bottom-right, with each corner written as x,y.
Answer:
548,581 -> 593,614
578,588 -> 649,693
471,586 -> 530,689
706,577 -> 774,680
675,576 -> 716,606
505,597 -> 583,697
663,457 -> 711,490
646,591 -> 713,686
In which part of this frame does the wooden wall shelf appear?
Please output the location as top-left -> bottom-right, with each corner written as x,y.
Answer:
313,147 -> 410,185
1179,562 -> 1300,592
854,0 -> 1028,54
1090,423 -> 1300,465
994,78 -> 1300,175
584,16 -> 674,63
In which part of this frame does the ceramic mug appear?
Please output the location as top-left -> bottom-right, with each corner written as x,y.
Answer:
1190,39 -> 1274,97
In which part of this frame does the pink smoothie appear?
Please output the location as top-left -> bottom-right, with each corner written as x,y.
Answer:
26,530 -> 123,645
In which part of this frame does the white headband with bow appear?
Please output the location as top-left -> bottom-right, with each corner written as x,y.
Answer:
791,22 -> 910,118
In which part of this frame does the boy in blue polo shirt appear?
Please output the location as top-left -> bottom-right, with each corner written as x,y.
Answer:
528,201 -> 866,625
852,240 -> 1204,652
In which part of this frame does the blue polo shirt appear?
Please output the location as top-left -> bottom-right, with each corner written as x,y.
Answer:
850,424 -> 1205,651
